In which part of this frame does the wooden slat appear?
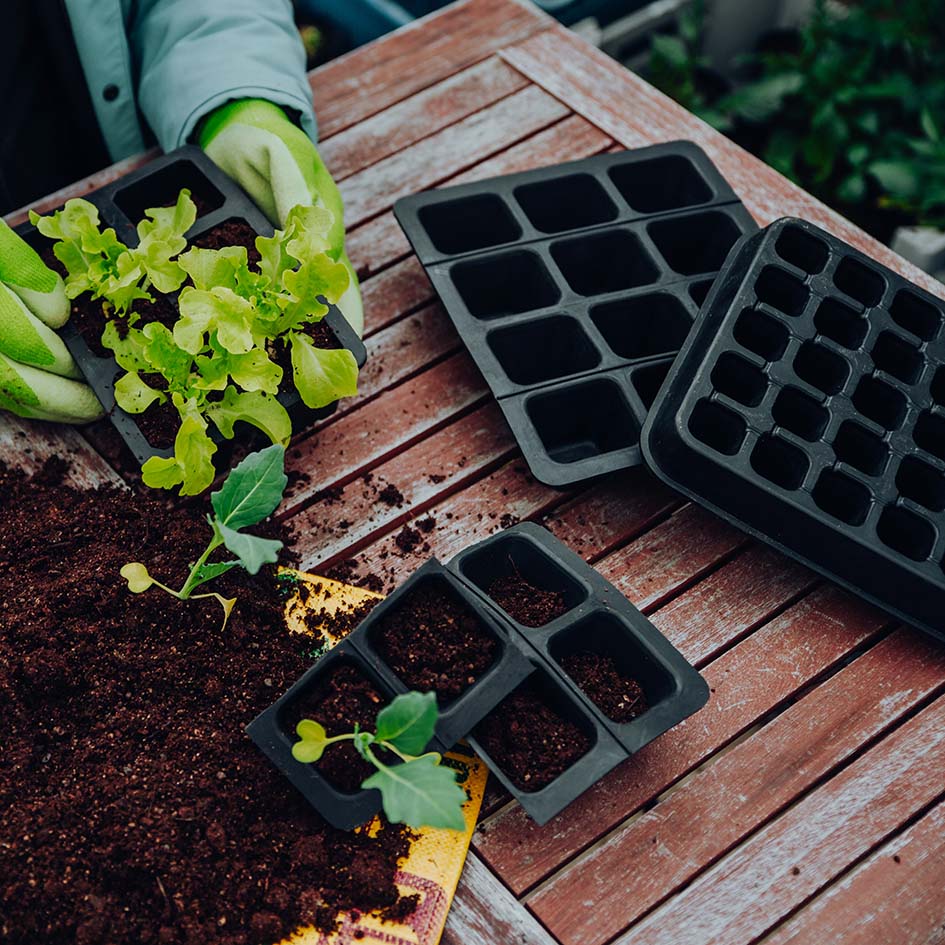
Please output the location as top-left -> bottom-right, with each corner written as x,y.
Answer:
528,629 -> 945,945
613,694 -> 945,945
310,0 -> 550,139
500,27 -> 945,301
762,798 -> 945,945
473,587 -> 888,895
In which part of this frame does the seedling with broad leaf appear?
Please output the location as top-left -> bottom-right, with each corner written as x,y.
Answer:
121,443 -> 287,626
292,690 -> 466,831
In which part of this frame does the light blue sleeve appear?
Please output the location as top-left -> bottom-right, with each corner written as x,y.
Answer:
130,0 -> 318,150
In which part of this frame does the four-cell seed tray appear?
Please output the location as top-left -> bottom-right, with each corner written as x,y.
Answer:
643,217 -> 945,640
394,141 -> 757,487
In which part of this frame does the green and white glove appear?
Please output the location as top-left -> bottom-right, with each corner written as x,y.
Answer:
0,221 -> 103,424
200,98 -> 363,336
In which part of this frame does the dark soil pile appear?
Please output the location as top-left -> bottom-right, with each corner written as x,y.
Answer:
372,582 -> 498,704
487,571 -> 568,627
474,678 -> 591,792
0,459 -> 416,945
560,651 -> 648,723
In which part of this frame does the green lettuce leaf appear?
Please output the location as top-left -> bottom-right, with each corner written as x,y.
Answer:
289,330 -> 358,409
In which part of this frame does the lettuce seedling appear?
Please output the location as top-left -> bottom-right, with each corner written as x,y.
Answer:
292,690 -> 466,831
120,443 -> 287,626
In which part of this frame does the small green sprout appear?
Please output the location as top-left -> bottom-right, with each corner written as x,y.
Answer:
293,690 -> 466,831
121,443 -> 287,626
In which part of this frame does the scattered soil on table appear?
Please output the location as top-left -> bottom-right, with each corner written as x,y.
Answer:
0,459 -> 417,945
372,581 -> 499,704
474,677 -> 591,792
487,568 -> 568,627
560,651 -> 648,723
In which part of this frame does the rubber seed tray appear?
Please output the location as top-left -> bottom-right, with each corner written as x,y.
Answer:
249,523 -> 709,828
393,141 -> 757,487
17,145 -> 366,467
642,217 -> 945,640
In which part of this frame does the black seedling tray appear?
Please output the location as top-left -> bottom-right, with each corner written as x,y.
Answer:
393,142 -> 757,487
642,217 -> 945,640
249,524 -> 709,828
18,145 -> 366,467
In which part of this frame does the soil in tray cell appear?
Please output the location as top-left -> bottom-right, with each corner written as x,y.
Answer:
372,578 -> 500,704
474,671 -> 592,792
559,650 -> 648,723
487,569 -> 569,627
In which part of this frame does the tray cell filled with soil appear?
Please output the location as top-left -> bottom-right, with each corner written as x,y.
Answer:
112,156 -> 226,225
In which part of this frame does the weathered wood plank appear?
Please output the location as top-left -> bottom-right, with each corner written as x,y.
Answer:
473,587 -> 888,895
762,798 -> 945,945
529,629 -> 945,945
613,694 -> 945,945
500,28 -> 945,300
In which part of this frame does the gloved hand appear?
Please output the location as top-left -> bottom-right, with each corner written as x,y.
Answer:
0,220 -> 103,423
199,98 -> 363,336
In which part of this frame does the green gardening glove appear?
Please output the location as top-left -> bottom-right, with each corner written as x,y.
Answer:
0,221 -> 103,424
199,98 -> 363,336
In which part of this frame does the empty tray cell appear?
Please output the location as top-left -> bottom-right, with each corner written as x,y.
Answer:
648,211 -> 741,276
459,533 -> 586,627
688,399 -> 747,456
852,376 -> 907,431
689,280 -> 714,306
833,420 -> 889,476
813,297 -> 868,350
914,410 -> 945,462
733,308 -> 789,362
590,293 -> 691,360
772,387 -> 829,441
871,331 -> 922,384
370,573 -> 501,705
711,352 -> 768,407
754,266 -> 809,317
473,668 -> 595,792
551,229 -> 658,296
451,250 -> 559,319
514,173 -> 618,234
113,159 -> 224,220
775,224 -> 829,274
631,361 -> 671,409
896,456 -> 945,512
931,366 -> 945,405
877,505 -> 936,561
550,612 -> 674,723
488,315 -> 600,386
812,469 -> 872,526
419,193 -> 521,255
833,256 -> 885,307
793,342 -> 850,395
527,378 -> 640,464
608,154 -> 712,213
750,434 -> 809,490
889,289 -> 942,342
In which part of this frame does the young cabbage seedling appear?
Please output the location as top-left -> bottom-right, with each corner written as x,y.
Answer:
292,690 -> 466,831
120,443 -> 287,627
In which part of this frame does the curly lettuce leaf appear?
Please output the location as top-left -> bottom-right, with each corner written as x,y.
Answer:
289,330 -> 358,409
176,286 -> 256,355
207,387 -> 292,445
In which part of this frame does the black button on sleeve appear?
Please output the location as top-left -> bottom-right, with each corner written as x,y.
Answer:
103,84 -> 119,102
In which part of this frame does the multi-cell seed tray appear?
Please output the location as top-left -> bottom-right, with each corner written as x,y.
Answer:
394,142 -> 757,487
643,217 -> 945,640
18,146 -> 366,466
248,523 -> 709,829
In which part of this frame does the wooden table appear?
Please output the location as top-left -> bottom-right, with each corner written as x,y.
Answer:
7,2 -> 945,942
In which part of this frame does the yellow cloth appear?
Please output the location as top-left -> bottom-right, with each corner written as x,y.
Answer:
279,570 -> 487,945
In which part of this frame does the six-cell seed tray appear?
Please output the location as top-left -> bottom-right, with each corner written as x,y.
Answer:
248,523 -> 709,829
17,145 -> 366,466
393,141 -> 757,487
643,217 -> 945,640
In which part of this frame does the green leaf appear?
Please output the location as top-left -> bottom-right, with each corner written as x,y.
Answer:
120,562 -> 154,593
178,245 -> 247,292
216,520 -> 283,574
724,72 -> 803,123
837,173 -> 868,203
921,107 -> 940,142
374,691 -> 438,756
650,34 -> 689,70
869,159 -> 921,199
292,719 -> 331,764
175,287 -> 256,355
114,372 -> 166,414
289,331 -> 359,409
206,387 -> 292,445
362,755 -> 466,831
102,322 -> 150,371
140,412 -> 217,496
191,560 -> 239,585
210,442 -> 288,530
